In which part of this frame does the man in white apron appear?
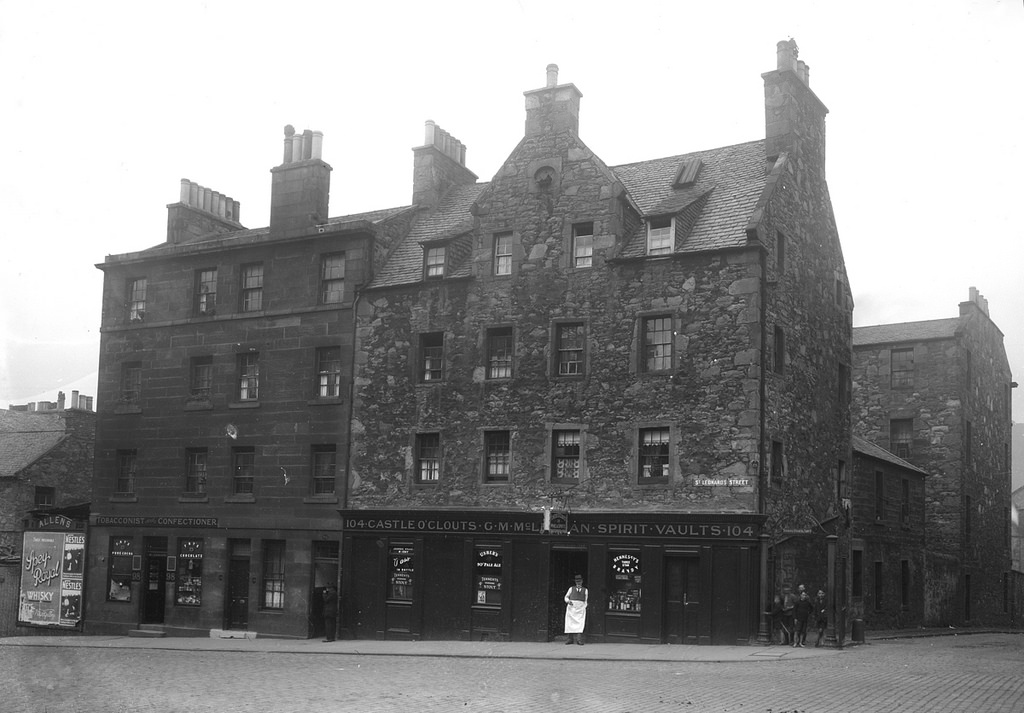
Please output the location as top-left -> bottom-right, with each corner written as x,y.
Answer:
564,574 -> 588,645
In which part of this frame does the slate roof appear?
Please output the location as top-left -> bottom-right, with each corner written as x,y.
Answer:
372,183 -> 487,287
614,140 -> 768,255
852,435 -> 929,476
853,318 -> 961,347
370,139 -> 770,288
104,206 -> 414,263
0,410 -> 68,478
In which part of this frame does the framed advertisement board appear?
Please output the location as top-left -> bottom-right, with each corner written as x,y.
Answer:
18,531 -> 86,629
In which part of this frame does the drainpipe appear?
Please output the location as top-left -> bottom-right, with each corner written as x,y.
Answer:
757,243 -> 771,641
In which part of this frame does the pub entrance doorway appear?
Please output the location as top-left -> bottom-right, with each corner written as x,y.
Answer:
225,539 -> 250,630
547,547 -> 588,640
309,540 -> 339,639
663,555 -> 700,644
141,537 -> 167,625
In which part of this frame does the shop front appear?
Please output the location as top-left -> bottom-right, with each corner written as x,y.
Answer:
84,516 -> 340,638
339,510 -> 764,645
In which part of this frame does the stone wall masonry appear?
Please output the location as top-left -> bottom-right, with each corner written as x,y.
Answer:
851,302 -> 1013,625
759,149 -> 852,545
94,232 -> 368,528
351,128 -> 774,514
849,454 -> 927,628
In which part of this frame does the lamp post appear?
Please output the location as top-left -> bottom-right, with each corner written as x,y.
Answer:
826,534 -> 839,647
756,533 -> 771,644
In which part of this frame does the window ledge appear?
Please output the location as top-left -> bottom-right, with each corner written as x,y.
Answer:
636,479 -> 670,488
178,495 -> 209,503
303,495 -> 339,504
307,397 -> 343,406
228,401 -> 261,409
481,481 -> 511,487
109,495 -> 138,503
224,494 -> 256,504
113,404 -> 142,415
185,400 -> 214,411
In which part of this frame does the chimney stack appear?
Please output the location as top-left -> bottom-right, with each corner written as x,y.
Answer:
412,120 -> 477,209
524,64 -> 583,138
763,39 -> 828,171
270,125 -> 332,237
166,178 -> 242,244
962,286 -> 991,317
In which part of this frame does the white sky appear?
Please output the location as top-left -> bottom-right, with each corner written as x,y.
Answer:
2,1 -> 1022,453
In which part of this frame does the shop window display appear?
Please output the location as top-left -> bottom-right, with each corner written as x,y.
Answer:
389,544 -> 414,600
474,547 -> 502,606
174,538 -> 203,606
608,552 -> 642,612
106,538 -> 134,602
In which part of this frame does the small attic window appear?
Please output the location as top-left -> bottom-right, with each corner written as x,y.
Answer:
424,245 -> 447,279
673,159 -> 703,188
647,217 -> 674,255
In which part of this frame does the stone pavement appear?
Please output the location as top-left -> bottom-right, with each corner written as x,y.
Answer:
0,625 -> 1010,661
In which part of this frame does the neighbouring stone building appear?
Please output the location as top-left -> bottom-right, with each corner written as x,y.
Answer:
848,436 -> 928,629
86,130 -> 417,638
0,393 -> 94,635
343,41 -> 853,644
852,288 -> 1015,627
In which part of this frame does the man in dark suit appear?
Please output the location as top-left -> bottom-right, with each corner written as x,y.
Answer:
322,586 -> 338,642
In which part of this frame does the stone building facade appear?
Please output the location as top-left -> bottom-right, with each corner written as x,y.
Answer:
343,42 -> 853,644
848,436 -> 928,629
851,288 -> 1014,626
86,131 -> 417,638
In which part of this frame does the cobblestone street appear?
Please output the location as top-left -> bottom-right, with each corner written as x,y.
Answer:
2,633 -> 1022,713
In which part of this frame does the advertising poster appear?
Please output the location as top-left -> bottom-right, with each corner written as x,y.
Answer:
18,531 -> 86,629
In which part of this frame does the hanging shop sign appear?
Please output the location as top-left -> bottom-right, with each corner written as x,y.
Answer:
18,531 -> 86,629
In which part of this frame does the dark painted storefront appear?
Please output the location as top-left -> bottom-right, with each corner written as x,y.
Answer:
85,517 -> 341,639
340,510 -> 764,645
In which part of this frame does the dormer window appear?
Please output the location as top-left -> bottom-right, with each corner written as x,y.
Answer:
647,217 -> 674,255
425,245 -> 446,279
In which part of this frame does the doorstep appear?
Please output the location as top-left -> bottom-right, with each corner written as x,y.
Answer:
209,629 -> 257,640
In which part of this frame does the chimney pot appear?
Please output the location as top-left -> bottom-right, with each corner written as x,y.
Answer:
311,131 -> 324,160
776,39 -> 798,73
302,129 -> 313,160
180,179 -> 191,204
546,63 -> 559,87
57,391 -> 65,410
71,391 -> 79,409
